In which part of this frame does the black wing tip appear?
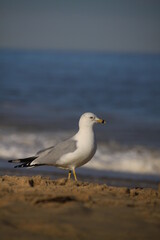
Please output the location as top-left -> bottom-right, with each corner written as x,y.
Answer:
8,159 -> 23,163
14,163 -> 30,168
14,165 -> 27,168
8,160 -> 13,163
8,156 -> 40,168
14,164 -> 23,168
14,163 -> 44,168
8,156 -> 37,164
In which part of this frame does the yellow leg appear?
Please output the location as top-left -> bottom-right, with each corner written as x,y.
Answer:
72,169 -> 77,181
68,170 -> 71,180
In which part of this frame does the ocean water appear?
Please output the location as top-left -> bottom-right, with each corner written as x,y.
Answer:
0,50 -> 160,182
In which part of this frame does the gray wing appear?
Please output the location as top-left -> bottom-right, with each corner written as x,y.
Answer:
36,146 -> 55,155
32,138 -> 77,165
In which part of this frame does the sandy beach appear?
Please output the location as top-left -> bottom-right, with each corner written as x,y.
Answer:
0,175 -> 160,240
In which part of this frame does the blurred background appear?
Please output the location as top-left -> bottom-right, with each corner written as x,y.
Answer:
0,0 -> 160,186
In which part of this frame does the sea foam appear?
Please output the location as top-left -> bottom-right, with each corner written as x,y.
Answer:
0,130 -> 160,177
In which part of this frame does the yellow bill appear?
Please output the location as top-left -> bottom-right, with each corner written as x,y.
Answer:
96,118 -> 106,124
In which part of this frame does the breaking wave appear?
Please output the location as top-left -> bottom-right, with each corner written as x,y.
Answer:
0,129 -> 160,178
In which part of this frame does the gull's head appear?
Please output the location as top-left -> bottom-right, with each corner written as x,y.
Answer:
79,112 -> 106,128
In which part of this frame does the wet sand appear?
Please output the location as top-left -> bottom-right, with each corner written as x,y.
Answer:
0,175 -> 160,240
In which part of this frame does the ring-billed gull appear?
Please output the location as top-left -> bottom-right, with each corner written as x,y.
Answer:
9,112 -> 106,181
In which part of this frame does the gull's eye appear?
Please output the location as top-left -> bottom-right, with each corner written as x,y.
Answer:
90,116 -> 94,119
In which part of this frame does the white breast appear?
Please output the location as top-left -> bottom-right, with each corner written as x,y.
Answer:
57,127 -> 97,170
71,127 -> 97,168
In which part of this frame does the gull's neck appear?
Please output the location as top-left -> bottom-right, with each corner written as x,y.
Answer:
74,124 -> 96,148
76,124 -> 95,140
79,123 -> 94,132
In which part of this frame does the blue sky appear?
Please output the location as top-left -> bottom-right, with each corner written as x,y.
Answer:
0,0 -> 160,53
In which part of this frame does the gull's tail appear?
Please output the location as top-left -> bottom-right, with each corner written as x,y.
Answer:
8,156 -> 37,168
